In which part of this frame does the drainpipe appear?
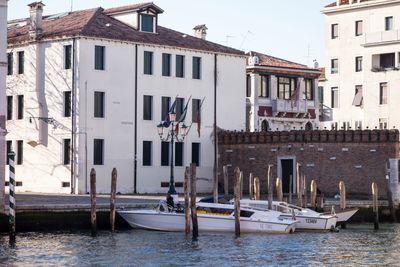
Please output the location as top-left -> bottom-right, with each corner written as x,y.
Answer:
134,44 -> 138,194
71,38 -> 77,194
213,54 -> 218,202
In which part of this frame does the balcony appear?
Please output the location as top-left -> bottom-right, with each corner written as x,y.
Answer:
364,30 -> 400,46
272,99 -> 307,113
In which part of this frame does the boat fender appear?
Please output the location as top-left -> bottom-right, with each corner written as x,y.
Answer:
330,225 -> 339,233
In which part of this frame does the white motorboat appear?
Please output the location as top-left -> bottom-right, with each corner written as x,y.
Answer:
239,199 -> 337,231
118,202 -> 297,234
332,208 -> 359,224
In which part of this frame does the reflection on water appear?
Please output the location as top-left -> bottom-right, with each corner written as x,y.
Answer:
1,224 -> 400,266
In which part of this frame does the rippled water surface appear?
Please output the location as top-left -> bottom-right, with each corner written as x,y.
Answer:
1,224 -> 400,266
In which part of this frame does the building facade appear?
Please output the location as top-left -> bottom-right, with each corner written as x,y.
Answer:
6,2 -> 246,194
246,51 -> 321,132
321,0 -> 400,130
0,0 -> 7,212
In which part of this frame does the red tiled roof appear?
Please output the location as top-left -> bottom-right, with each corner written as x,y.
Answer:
325,0 -> 371,8
7,5 -> 243,56
319,67 -> 326,79
246,51 -> 316,71
104,2 -> 163,14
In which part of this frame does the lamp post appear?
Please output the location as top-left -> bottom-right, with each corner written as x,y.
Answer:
157,112 -> 188,198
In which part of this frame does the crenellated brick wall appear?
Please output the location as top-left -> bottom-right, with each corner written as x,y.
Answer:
218,130 -> 400,199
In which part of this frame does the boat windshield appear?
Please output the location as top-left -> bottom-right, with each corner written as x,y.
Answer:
197,206 -> 233,216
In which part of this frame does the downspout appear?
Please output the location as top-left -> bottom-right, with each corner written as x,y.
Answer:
134,44 -> 138,193
71,37 -> 76,194
213,54 -> 218,202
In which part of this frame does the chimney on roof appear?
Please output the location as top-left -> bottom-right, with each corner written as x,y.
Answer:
28,2 -> 45,39
193,24 -> 207,40
336,0 -> 340,5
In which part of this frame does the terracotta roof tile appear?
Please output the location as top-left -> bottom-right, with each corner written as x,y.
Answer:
325,0 -> 371,8
246,51 -> 316,71
8,5 -> 243,56
319,67 -> 326,79
104,2 -> 164,14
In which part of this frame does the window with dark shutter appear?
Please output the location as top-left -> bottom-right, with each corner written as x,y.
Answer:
94,46 -> 105,70
17,51 -> 24,74
161,141 -> 169,166
64,91 -> 71,117
176,98 -> 184,121
93,139 -> 104,165
246,75 -> 251,97
63,139 -> 71,165
17,140 -> 23,165
176,55 -> 185,78
192,99 -> 200,122
7,53 -> 13,75
259,75 -> 269,98
191,143 -> 200,167
7,96 -> 12,120
192,57 -> 201,79
144,51 -> 153,75
17,95 -> 24,120
143,95 -> 153,120
94,92 -> 105,118
141,14 -> 154,32
64,45 -> 72,69
162,53 -> 171,76
161,96 -> 170,121
175,142 -> 183,166
143,141 -> 152,166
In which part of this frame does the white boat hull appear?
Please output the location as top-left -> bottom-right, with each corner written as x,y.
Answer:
118,210 -> 295,234
280,214 -> 337,230
335,209 -> 359,223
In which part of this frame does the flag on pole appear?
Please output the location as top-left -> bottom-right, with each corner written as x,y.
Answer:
290,78 -> 301,108
163,97 -> 177,127
175,96 -> 192,133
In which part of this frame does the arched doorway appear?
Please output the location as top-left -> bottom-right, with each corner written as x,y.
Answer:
261,120 -> 269,132
305,122 -> 313,131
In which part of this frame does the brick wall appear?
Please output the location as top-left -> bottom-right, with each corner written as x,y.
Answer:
218,129 -> 399,199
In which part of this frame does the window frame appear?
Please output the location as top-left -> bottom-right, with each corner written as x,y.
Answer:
331,59 -> 338,74
161,96 -> 171,121
192,57 -> 202,79
7,96 -> 13,120
355,20 -> 363,36
7,52 -> 13,75
142,141 -> 152,166
331,87 -> 339,108
191,143 -> 200,167
17,51 -> 24,74
162,53 -> 171,77
304,79 -> 314,101
355,56 -> 362,72
63,139 -> 71,165
385,16 -> 393,31
94,91 -> 105,118
143,95 -> 153,121
140,14 -> 155,33
277,77 -> 293,100
331,24 -> 338,39
93,139 -> 104,165
379,82 -> 388,105
176,55 -> 185,78
64,45 -> 72,70
63,91 -> 72,117
94,45 -> 105,71
144,51 -> 153,75
17,140 -> 23,165
192,99 -> 201,123
175,142 -> 184,167
259,75 -> 269,98
17,95 -> 24,120
161,141 -> 170,166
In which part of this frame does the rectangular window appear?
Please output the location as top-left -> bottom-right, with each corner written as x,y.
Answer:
355,56 -> 362,72
246,75 -> 251,97
161,96 -> 171,121
144,51 -> 153,75
64,45 -> 72,70
379,118 -> 388,129
162,53 -> 171,77
380,82 -> 388,105
176,98 -> 184,121
141,14 -> 154,32
176,55 -> 185,78
385,16 -> 393,31
7,53 -> 13,75
191,143 -> 200,167
331,87 -> 339,108
94,91 -> 105,118
355,20 -> 363,36
17,140 -> 23,165
7,96 -> 12,120
143,95 -> 153,120
17,95 -> 24,120
17,51 -> 24,74
63,139 -> 71,165
94,46 -> 105,70
259,75 -> 269,98
64,91 -> 71,117
331,24 -> 338,39
305,79 -> 314,101
192,57 -> 201,79
175,142 -> 183,167
331,59 -> 338,74
352,85 -> 363,107
318,86 -> 324,104
380,53 -> 395,68
277,77 -> 294,100
142,141 -> 152,166
161,141 -> 169,166
93,139 -> 104,165
192,99 -> 201,123
6,141 -> 12,165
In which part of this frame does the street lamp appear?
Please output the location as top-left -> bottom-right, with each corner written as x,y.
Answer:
157,112 -> 188,198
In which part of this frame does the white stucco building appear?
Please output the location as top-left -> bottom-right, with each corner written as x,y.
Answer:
0,0 -> 7,211
6,2 -> 246,194
246,51 -> 321,132
321,0 -> 400,130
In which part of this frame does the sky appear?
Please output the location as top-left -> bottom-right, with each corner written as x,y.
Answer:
7,0 -> 334,66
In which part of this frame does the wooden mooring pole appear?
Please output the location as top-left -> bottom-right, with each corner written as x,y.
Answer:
249,173 -> 253,200
8,152 -> 16,244
310,180 -> 317,210
110,168 -> 117,232
253,177 -> 260,200
184,167 -> 191,234
267,165 -> 273,210
303,174 -> 307,208
339,181 -> 346,229
223,165 -> 229,198
190,163 -> 198,239
372,182 -> 379,230
289,174 -> 293,204
240,171 -> 243,199
297,163 -> 302,207
276,178 -> 283,202
234,167 -> 241,237
90,168 -> 97,236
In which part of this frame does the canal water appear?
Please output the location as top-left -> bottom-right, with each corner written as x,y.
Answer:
1,224 -> 399,266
